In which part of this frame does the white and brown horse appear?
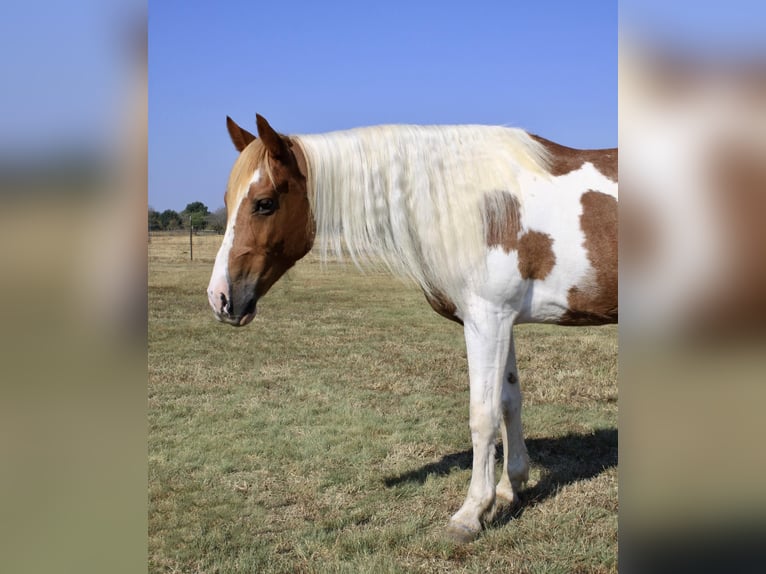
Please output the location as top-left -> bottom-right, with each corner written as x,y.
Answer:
207,114 -> 617,542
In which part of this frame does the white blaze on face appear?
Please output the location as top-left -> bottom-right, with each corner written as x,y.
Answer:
206,169 -> 260,315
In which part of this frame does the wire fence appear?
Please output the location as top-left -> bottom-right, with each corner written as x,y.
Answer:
148,231 -> 222,263
149,230 -> 360,266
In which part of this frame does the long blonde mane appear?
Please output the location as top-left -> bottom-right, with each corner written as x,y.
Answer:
295,124 -> 550,305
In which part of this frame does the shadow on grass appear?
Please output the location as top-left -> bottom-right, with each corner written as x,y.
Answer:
383,428 -> 617,523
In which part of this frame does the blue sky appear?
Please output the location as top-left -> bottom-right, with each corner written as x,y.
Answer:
149,1 -> 617,212
3,2 -> 764,213
0,0 -> 137,157
621,1 -> 766,56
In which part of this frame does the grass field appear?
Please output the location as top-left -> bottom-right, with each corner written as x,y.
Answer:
149,233 -> 618,573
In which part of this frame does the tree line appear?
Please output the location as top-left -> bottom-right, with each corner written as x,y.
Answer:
148,201 -> 226,233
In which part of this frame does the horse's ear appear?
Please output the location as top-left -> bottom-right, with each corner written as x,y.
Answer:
255,114 -> 288,160
226,116 -> 256,152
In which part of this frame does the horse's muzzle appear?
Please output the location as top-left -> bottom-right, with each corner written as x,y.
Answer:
207,282 -> 258,327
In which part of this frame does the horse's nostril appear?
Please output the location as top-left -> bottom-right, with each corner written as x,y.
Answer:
220,293 -> 229,314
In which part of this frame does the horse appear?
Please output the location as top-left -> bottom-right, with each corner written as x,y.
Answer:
207,114 -> 617,542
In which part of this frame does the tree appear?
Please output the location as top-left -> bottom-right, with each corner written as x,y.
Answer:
159,209 -> 182,230
181,201 -> 210,230
206,206 -> 227,234
183,201 -> 209,214
148,207 -> 162,231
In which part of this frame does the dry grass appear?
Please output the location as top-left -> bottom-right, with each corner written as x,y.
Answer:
149,234 -> 617,573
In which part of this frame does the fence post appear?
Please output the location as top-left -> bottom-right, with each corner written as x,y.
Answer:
189,216 -> 193,261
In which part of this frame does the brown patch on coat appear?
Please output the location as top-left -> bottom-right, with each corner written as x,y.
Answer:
531,134 -> 618,182
517,230 -> 556,280
423,289 -> 463,326
620,192 -> 658,270
484,192 -> 556,280
696,138 -> 766,334
485,192 -> 521,252
558,191 -> 618,326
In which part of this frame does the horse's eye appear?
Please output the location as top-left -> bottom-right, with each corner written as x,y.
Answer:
253,197 -> 277,216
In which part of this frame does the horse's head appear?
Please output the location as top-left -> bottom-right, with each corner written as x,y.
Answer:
207,114 -> 314,326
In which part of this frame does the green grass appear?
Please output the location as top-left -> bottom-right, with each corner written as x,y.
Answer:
149,235 -> 617,573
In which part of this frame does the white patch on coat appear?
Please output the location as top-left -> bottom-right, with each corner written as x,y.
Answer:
470,162 -> 618,323
206,169 -> 260,313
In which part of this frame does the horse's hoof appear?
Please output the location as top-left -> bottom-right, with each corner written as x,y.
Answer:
445,522 -> 480,544
495,486 -> 515,504
495,486 -> 521,506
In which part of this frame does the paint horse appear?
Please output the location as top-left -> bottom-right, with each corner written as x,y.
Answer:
207,114 -> 617,542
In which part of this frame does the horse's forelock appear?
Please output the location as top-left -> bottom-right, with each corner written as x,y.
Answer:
226,139 -> 274,213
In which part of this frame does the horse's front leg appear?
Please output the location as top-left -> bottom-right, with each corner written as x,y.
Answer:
447,304 -> 515,543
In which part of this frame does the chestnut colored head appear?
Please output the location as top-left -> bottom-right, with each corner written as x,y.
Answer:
207,115 -> 315,326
